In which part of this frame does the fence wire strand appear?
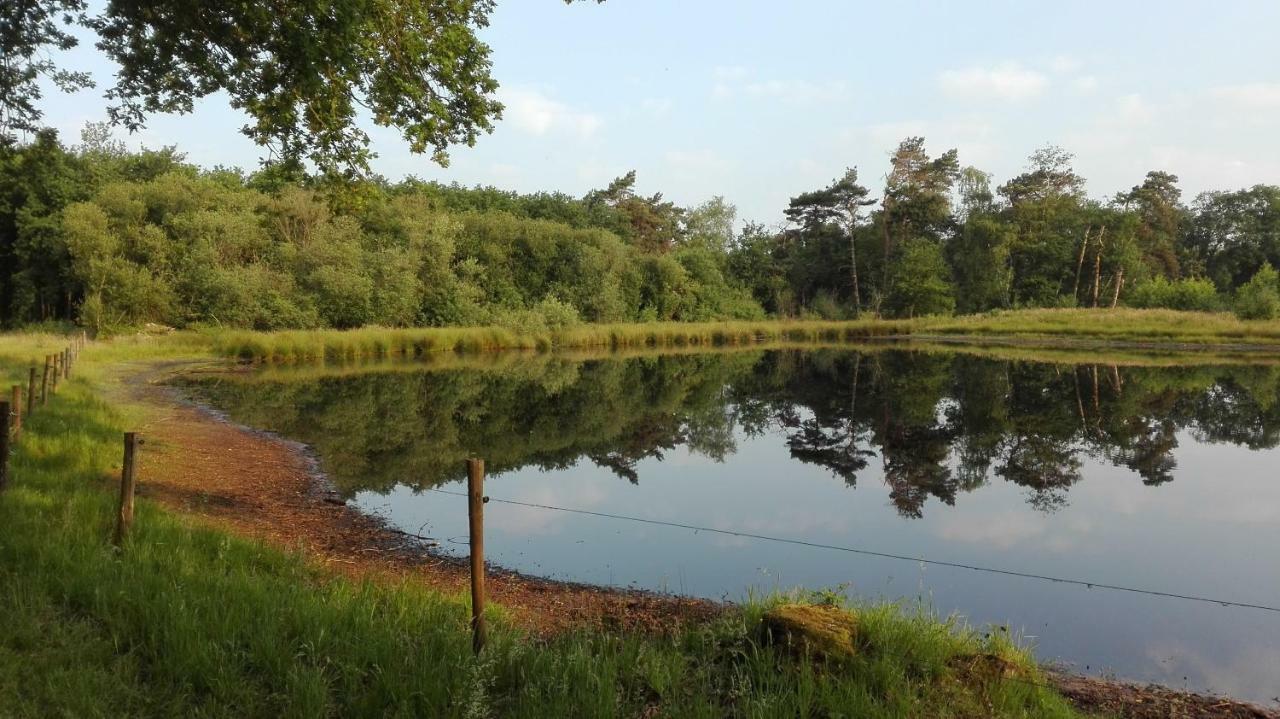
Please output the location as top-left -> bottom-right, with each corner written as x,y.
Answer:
427,488 -> 1280,615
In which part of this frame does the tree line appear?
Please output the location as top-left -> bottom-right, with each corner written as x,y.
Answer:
736,140 -> 1280,320
3,128 -> 1280,332
0,128 -> 761,332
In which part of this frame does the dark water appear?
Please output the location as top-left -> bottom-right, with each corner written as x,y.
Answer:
182,348 -> 1280,703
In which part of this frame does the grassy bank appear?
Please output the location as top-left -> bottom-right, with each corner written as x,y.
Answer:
191,308 -> 1280,362
919,307 -> 1280,345
0,335 -> 1083,717
204,319 -> 913,362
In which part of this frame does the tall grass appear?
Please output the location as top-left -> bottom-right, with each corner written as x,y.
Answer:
204,320 -> 916,363
189,309 -> 1280,363
208,325 -> 551,363
0,334 -> 1083,717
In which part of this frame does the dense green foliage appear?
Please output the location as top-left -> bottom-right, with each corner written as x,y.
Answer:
0,335 -> 1078,717
1233,263 -> 1280,320
2,0 -> 503,172
0,0 -> 94,139
4,132 -> 1280,332
0,131 -> 760,332
1126,276 -> 1221,312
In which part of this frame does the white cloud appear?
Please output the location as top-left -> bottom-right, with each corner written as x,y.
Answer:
487,162 -> 521,180
1049,55 -> 1082,74
712,65 -> 749,81
574,158 -> 613,185
497,86 -> 602,139
1115,94 -> 1154,124
641,97 -> 673,117
743,79 -> 848,104
711,66 -> 846,104
711,66 -> 750,99
1072,75 -> 1099,94
664,149 -> 729,175
1211,82 -> 1280,109
938,63 -> 1049,101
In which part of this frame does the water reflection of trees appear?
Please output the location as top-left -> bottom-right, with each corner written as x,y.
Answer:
186,351 -> 1280,518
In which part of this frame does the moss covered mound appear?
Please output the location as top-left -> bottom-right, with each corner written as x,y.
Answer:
761,603 -> 859,660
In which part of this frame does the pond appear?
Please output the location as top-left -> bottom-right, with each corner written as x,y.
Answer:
181,346 -> 1280,703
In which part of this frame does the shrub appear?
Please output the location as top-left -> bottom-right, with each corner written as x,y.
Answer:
1233,264 -> 1280,320
533,296 -> 581,330
807,290 -> 848,320
1127,276 -> 1221,312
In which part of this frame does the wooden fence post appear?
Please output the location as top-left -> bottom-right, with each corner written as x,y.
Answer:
41,356 -> 51,405
51,354 -> 59,394
0,401 -> 10,492
27,367 -> 36,417
63,348 -> 70,379
9,386 -> 19,442
113,433 -> 141,547
466,457 -> 487,654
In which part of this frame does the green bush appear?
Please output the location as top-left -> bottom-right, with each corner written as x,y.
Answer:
1127,276 -> 1221,312
532,296 -> 581,329
1233,263 -> 1280,320
806,289 -> 848,320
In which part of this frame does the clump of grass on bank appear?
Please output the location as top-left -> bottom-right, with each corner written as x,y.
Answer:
207,325 -> 551,362
0,336 -> 1082,717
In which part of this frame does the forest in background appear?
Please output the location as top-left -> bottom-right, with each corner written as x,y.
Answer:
3,126 -> 1280,334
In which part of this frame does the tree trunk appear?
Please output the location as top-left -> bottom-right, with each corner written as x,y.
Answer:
1091,227 -> 1107,308
1110,268 -> 1124,308
1091,365 -> 1100,413
880,197 -> 894,294
1074,368 -> 1087,427
1073,226 -> 1091,302
848,223 -> 861,315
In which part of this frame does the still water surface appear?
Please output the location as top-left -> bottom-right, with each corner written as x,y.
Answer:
183,348 -> 1280,703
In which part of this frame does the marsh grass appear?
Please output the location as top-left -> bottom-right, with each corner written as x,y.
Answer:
203,321 -> 886,362
0,333 -> 1086,716
190,309 -> 1280,364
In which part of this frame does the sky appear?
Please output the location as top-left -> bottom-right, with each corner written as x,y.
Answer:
35,0 -> 1280,226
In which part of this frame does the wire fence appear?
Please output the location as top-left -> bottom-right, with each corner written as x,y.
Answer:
427,488 -> 1280,615
428,485 -> 1280,702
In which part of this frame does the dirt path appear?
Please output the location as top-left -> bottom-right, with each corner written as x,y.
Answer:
117,359 -> 1278,718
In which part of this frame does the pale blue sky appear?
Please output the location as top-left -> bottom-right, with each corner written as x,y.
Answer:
36,0 -> 1280,224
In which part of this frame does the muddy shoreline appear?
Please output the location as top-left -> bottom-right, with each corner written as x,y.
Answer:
120,358 -> 1278,718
